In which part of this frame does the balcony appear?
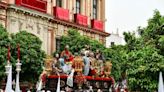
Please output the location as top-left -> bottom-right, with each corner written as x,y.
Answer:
74,14 -> 88,26
91,19 -> 104,31
53,6 -> 69,21
15,0 -> 47,13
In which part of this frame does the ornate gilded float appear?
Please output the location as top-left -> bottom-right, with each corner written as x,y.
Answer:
43,56 -> 114,91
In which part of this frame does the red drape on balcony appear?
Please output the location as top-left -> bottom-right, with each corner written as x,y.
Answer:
53,6 -> 69,21
15,0 -> 47,13
91,19 -> 104,31
74,14 -> 88,26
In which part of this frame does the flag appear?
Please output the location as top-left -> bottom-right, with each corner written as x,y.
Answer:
66,69 -> 75,87
56,76 -> 60,92
5,65 -> 13,92
158,71 -> 164,92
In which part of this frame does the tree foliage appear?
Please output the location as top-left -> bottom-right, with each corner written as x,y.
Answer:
60,29 -> 106,54
10,31 -> 46,83
0,25 -> 10,80
0,26 -> 45,83
123,10 -> 164,91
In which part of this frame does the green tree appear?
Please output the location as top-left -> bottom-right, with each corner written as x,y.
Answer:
10,31 -> 46,83
0,24 -> 10,81
124,10 -> 164,91
60,29 -> 105,54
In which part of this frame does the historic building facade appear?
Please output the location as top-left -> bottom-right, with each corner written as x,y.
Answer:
0,0 -> 109,55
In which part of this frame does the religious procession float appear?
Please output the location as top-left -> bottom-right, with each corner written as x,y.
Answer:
39,45 -> 115,92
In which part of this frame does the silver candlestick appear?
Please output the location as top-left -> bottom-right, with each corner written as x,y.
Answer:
15,60 -> 22,92
5,63 -> 11,75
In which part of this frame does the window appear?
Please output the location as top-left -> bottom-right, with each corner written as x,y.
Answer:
93,0 -> 98,19
56,38 -> 61,52
76,0 -> 81,13
111,42 -> 115,46
56,0 -> 62,7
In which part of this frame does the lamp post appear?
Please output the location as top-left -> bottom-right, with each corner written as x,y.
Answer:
15,44 -> 21,92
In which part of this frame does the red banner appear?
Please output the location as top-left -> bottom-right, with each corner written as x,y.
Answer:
91,19 -> 104,31
15,0 -> 47,13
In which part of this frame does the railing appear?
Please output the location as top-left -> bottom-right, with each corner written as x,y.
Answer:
15,0 -> 47,13
91,19 -> 104,31
53,6 -> 69,21
74,14 -> 88,26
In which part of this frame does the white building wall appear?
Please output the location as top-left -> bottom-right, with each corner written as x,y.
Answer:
106,34 -> 125,48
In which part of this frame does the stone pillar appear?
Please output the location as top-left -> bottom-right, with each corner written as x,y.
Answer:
63,0 -> 66,9
97,0 -> 101,20
52,0 -> 56,6
47,30 -> 51,55
81,0 -> 85,15
73,0 -> 76,13
69,0 -> 73,21
47,0 -> 52,15
90,0 -> 93,19
101,0 -> 105,29
86,0 -> 91,26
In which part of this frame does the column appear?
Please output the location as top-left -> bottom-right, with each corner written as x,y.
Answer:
97,0 -> 101,20
73,0 -> 76,13
51,30 -> 55,54
63,0 -> 67,9
87,0 -> 91,26
69,0 -> 73,21
53,29 -> 56,52
47,0 -> 52,14
101,0 -> 105,29
47,29 -> 51,55
52,0 -> 56,6
81,0 -> 85,15
90,0 -> 93,19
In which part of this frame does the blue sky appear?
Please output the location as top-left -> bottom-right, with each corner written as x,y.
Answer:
105,0 -> 164,36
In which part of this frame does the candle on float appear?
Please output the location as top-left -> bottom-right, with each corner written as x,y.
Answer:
7,46 -> 10,64
17,44 -> 20,62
